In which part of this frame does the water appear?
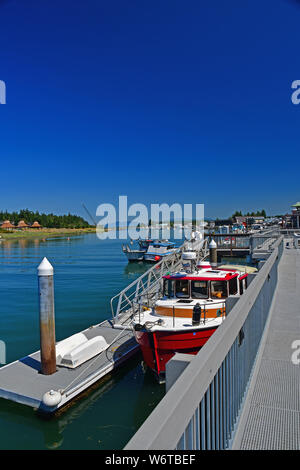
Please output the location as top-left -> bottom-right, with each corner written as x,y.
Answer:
0,234 -> 165,449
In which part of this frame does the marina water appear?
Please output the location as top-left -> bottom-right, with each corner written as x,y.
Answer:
0,233 -> 165,450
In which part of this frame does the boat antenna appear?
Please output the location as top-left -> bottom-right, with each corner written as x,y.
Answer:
82,203 -> 97,226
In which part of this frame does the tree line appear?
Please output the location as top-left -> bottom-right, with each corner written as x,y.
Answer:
232,209 -> 267,218
0,209 -> 90,229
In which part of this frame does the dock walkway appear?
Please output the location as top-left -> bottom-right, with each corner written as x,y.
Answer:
233,245 -> 300,449
0,320 -> 138,412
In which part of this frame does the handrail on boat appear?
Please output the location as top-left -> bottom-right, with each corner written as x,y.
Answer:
130,298 -> 226,329
169,300 -> 226,329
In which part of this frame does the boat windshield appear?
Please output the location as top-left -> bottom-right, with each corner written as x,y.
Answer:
191,281 -> 208,299
175,279 -> 189,298
163,279 -> 174,298
210,280 -> 228,299
228,277 -> 238,295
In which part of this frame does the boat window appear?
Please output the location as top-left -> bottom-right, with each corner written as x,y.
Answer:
210,281 -> 227,299
239,279 -> 243,295
229,277 -> 238,295
163,279 -> 174,298
175,279 -> 190,298
191,281 -> 208,299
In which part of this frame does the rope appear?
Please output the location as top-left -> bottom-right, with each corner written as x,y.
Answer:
60,322 -> 134,395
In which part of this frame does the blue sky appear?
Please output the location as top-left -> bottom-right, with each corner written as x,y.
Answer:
0,0 -> 300,219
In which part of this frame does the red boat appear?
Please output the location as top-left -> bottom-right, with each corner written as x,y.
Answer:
133,256 -> 248,382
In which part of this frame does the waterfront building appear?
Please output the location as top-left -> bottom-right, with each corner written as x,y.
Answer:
31,221 -> 42,229
0,220 -> 15,231
17,220 -> 29,230
291,202 -> 300,229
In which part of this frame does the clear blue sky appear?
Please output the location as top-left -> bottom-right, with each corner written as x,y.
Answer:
0,0 -> 300,219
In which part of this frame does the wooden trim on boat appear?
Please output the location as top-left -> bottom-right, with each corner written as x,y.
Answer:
155,305 -> 225,319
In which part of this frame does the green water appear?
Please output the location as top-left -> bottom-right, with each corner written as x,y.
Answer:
0,234 -> 165,449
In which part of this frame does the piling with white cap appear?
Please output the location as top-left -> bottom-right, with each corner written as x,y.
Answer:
38,257 -> 56,375
209,239 -> 217,268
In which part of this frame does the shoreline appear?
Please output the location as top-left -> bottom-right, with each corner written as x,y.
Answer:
0,227 -> 96,241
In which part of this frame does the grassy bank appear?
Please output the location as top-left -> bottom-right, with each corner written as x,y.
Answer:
0,227 -> 96,240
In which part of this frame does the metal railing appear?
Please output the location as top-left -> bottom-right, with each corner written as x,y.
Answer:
133,300 -> 227,329
125,236 -> 284,450
249,228 -> 280,253
280,228 -> 300,236
111,237 -> 209,324
204,228 -> 280,254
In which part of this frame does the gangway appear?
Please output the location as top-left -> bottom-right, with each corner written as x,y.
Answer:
111,234 -> 209,326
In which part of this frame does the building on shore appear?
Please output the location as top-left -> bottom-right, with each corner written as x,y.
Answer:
282,202 -> 300,229
291,202 -> 300,229
0,220 -> 15,231
16,220 -> 29,230
31,221 -> 42,229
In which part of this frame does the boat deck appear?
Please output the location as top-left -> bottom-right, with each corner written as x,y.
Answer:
133,308 -> 225,332
233,244 -> 300,449
0,320 -> 139,413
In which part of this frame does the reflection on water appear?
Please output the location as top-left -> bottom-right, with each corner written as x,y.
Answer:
0,235 -> 84,252
123,261 -> 150,278
0,353 -> 164,450
40,371 -> 123,449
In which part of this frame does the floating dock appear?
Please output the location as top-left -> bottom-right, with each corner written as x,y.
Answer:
0,319 -> 138,413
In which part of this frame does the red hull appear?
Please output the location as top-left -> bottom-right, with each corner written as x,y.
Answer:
134,326 -> 218,381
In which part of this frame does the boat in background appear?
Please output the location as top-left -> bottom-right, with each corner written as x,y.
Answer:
123,238 -> 178,263
122,238 -> 154,262
143,240 -> 177,262
133,252 -> 248,382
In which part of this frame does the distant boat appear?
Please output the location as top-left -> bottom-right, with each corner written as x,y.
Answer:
122,239 -> 177,263
122,238 -> 154,262
143,240 -> 177,262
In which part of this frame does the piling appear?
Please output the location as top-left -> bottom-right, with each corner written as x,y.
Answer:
209,239 -> 217,268
37,257 -> 56,375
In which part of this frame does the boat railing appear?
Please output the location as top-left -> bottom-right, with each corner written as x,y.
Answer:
111,237 -> 209,324
170,301 -> 226,328
130,297 -> 226,329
